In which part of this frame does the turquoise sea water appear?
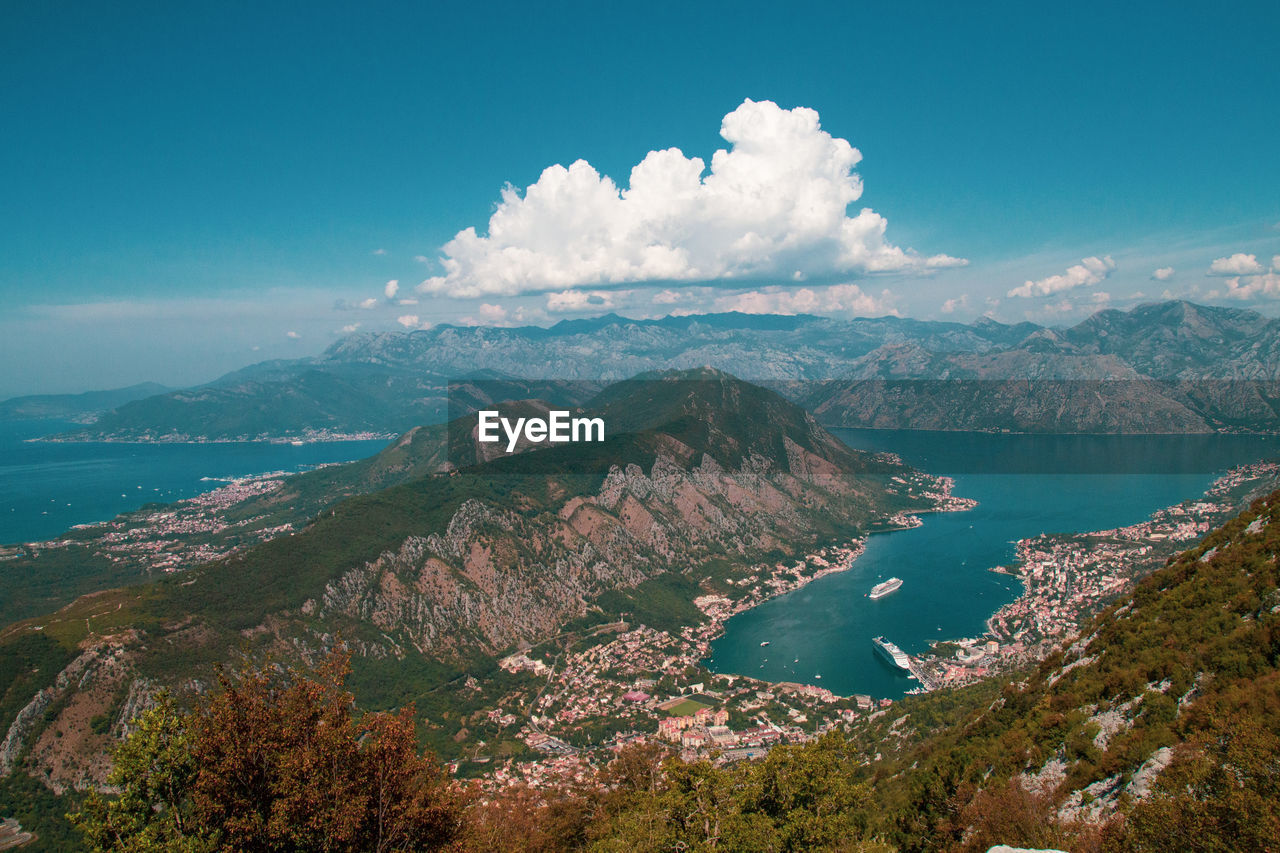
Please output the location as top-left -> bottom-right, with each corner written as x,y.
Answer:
0,419 -> 391,545
706,430 -> 1280,699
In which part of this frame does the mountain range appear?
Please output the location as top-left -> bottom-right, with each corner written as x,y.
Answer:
38,300 -> 1280,441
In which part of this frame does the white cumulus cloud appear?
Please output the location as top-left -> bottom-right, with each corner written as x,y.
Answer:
359,297 -> 378,310
1208,253 -> 1264,276
1151,267 -> 1175,281
396,314 -> 420,328
1007,256 -> 1116,298
285,330 -> 300,339
940,294 -> 968,314
384,279 -> 399,299
417,99 -> 965,298
1210,255 -> 1280,301
1219,273 -> 1280,300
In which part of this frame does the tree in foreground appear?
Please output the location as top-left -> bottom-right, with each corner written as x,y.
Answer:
72,652 -> 461,852
70,692 -> 208,852
468,735 -> 892,852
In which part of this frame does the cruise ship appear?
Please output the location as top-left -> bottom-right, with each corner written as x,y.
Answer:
872,636 -> 912,672
868,577 -> 903,600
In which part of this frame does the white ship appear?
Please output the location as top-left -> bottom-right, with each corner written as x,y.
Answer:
872,636 -> 912,672
869,577 -> 903,600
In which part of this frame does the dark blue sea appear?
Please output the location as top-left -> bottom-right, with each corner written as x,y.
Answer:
706,430 -> 1280,699
0,419 -> 391,545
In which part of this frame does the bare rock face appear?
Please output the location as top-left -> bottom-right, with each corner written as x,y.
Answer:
307,446 -> 866,662
1,642 -> 142,792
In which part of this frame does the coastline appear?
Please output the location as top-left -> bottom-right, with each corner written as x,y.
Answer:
30,430 -> 397,445
695,471 -> 978,698
486,471 -> 983,783
911,461 -> 1280,692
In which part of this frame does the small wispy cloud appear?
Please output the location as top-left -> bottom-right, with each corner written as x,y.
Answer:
713,283 -> 897,317
384,280 -> 399,299
546,290 -> 622,312
652,289 -> 690,305
1007,256 -> 1115,298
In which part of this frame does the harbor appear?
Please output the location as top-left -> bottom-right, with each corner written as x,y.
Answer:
709,430 -> 1280,701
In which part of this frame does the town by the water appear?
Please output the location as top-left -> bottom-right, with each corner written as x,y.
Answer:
6,461 -> 1280,794
449,462 -> 1280,791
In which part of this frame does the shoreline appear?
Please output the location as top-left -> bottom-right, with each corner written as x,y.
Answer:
29,431 -> 397,446
694,472 -> 977,699
911,461 -> 1280,692
486,471 -> 984,783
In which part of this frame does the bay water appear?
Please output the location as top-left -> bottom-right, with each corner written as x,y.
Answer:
706,430 -> 1280,699
0,419 -> 390,545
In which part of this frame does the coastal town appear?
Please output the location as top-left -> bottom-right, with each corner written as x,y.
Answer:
452,462 -> 1280,788
432,473 -> 982,786
41,428 -> 395,444
5,470 -> 309,577
468,542 -> 892,790
908,461 -> 1280,690
31,457 -> 1272,787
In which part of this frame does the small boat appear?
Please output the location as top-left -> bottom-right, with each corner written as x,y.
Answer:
760,641 -> 770,647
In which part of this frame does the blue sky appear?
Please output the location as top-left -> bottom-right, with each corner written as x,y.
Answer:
2,0 -> 1279,396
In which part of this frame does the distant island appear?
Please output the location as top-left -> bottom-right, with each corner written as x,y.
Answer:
0,382 -> 169,423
